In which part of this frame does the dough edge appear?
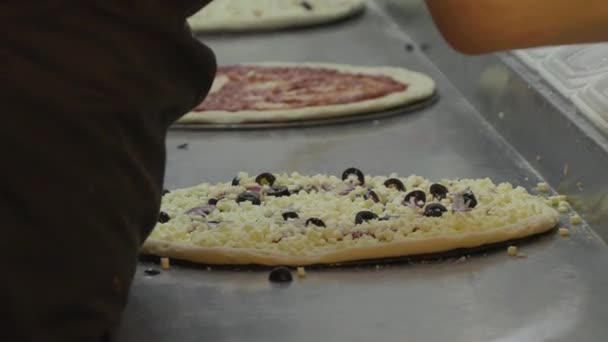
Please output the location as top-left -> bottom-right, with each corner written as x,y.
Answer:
141,206 -> 559,266
177,62 -> 436,124
188,0 -> 366,32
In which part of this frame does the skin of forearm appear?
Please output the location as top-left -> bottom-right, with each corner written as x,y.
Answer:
425,0 -> 608,54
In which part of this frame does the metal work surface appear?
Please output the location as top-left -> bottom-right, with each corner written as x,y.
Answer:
116,2 -> 608,341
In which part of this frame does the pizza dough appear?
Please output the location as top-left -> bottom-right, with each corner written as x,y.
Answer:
142,171 -> 559,266
177,62 -> 436,124
188,0 -> 366,32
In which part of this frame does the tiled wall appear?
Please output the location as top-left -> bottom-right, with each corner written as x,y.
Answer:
514,44 -> 608,134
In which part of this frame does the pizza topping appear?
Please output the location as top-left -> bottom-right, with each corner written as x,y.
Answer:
363,190 -> 380,203
558,227 -> 570,237
267,186 -> 291,197
255,172 -> 276,186
403,190 -> 426,208
300,1 -> 313,11
570,215 -> 582,225
342,167 -> 365,185
507,246 -> 518,257
305,217 -> 326,228
150,173 -> 558,258
195,66 -> 408,112
231,177 -> 240,186
185,204 -> 216,217
452,190 -> 478,212
429,183 -> 448,200
158,211 -> 171,223
162,189 -> 171,196
207,198 -> 219,206
282,212 -> 300,220
355,211 -> 379,225
269,266 -> 293,283
236,192 -> 261,205
384,178 -> 406,191
423,203 -> 448,217
160,257 -> 171,270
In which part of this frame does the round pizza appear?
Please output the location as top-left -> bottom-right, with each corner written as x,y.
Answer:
188,0 -> 366,32
177,62 -> 436,124
142,169 -> 559,266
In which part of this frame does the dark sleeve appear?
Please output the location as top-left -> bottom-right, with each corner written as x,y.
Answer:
0,1 -> 215,341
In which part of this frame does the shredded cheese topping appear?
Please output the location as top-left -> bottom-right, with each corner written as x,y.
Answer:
149,173 -> 555,256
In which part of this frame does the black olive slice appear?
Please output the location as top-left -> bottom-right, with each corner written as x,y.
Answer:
282,212 -> 299,220
255,172 -> 276,186
403,190 -> 427,208
463,191 -> 478,208
162,189 -> 170,196
158,211 -> 170,223
300,1 -> 313,11
424,203 -> 448,217
355,211 -> 379,225
363,190 -> 380,203
341,167 -> 365,185
305,218 -> 326,228
208,198 -> 219,205
144,268 -> 161,276
429,183 -> 449,200
384,178 -> 406,191
231,177 -> 240,186
267,186 -> 290,197
236,192 -> 261,205
269,266 -> 293,283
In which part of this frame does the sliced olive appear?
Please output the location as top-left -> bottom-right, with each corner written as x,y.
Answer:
463,191 -> 478,208
231,177 -> 240,186
363,190 -> 380,203
269,266 -> 293,283
207,198 -> 219,205
430,183 -> 448,200
282,212 -> 299,220
255,172 -> 276,186
300,1 -> 313,11
341,167 -> 365,185
158,211 -> 170,223
424,203 -> 448,217
267,186 -> 290,197
355,211 -> 379,225
403,190 -> 427,208
236,192 -> 261,205
144,268 -> 161,276
351,231 -> 365,239
162,189 -> 170,196
305,218 -> 326,228
384,178 -> 406,191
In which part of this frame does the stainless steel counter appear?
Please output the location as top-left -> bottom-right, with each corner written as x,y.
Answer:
116,2 -> 608,341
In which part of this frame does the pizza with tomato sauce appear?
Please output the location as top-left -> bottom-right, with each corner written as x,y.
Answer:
177,63 -> 436,124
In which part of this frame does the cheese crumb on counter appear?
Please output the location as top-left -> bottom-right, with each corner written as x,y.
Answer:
161,257 -> 171,270
558,228 -> 570,237
507,246 -> 518,256
570,215 -> 583,225
296,266 -> 306,278
536,182 -> 550,193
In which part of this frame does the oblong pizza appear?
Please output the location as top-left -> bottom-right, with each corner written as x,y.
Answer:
188,0 -> 366,32
142,169 -> 559,266
177,62 -> 436,124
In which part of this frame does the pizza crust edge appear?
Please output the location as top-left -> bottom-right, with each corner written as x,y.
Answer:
177,62 -> 436,124
140,205 -> 558,266
188,0 -> 366,32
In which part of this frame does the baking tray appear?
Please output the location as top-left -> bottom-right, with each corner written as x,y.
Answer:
170,93 -> 438,130
115,1 -> 608,341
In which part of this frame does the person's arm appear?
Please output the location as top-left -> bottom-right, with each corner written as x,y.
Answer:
425,0 -> 608,54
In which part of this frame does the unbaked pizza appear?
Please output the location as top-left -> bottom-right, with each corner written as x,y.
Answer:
177,62 -> 435,124
142,169 -> 560,266
188,0 -> 366,32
